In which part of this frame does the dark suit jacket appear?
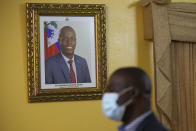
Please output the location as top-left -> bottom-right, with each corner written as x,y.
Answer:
45,53 -> 91,84
136,113 -> 167,131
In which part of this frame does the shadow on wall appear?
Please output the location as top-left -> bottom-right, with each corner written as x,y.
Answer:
128,2 -> 155,110
128,1 -> 153,81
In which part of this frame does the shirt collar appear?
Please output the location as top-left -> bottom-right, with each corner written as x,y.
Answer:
118,110 -> 152,131
61,52 -> 74,62
118,125 -> 125,131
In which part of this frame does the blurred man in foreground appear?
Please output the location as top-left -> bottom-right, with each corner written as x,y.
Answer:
102,67 -> 167,131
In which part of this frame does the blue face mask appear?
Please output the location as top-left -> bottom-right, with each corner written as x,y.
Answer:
101,87 -> 134,121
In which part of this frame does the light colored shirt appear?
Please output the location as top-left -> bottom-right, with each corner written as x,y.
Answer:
118,110 -> 152,131
61,52 -> 77,82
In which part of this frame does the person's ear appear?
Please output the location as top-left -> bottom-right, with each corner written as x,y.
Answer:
126,88 -> 139,102
132,88 -> 140,98
117,87 -> 138,105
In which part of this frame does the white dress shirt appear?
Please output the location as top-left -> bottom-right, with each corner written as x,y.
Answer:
124,110 -> 152,131
61,52 -> 77,82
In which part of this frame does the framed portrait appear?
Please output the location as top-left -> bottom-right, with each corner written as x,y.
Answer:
26,3 -> 106,102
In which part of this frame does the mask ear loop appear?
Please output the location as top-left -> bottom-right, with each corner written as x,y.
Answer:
118,87 -> 134,106
118,87 -> 133,96
122,98 -> 134,106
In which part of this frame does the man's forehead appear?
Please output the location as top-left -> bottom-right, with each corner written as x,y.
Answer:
61,30 -> 75,38
108,74 -> 128,92
63,29 -> 74,34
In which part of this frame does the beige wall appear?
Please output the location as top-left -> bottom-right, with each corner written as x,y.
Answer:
0,0 -> 193,131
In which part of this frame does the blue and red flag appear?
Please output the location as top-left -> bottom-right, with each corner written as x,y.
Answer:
44,21 -> 61,59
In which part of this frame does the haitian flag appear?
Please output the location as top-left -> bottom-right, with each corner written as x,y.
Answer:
44,21 -> 61,59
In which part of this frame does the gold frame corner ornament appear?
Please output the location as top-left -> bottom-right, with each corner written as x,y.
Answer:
26,3 -> 106,102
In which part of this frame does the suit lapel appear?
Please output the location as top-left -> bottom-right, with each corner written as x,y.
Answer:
135,112 -> 154,131
74,55 -> 82,83
56,53 -> 72,83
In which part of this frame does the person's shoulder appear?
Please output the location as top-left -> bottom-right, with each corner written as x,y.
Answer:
45,53 -> 61,63
143,113 -> 168,131
74,54 -> 86,61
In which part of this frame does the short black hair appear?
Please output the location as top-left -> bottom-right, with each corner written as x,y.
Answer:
112,67 -> 151,101
58,26 -> 76,43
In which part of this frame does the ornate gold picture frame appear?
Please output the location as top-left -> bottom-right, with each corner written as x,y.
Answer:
26,3 -> 106,102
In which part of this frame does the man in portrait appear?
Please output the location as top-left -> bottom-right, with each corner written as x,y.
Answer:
45,26 -> 91,84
